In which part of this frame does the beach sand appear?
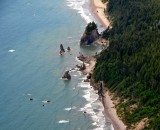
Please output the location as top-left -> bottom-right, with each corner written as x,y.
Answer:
90,0 -> 110,28
102,91 -> 127,130
83,57 -> 96,74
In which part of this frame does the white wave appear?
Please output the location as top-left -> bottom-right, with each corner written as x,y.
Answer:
92,122 -> 97,126
64,107 -> 72,111
111,124 -> 115,130
82,91 -> 90,101
27,93 -> 32,96
78,77 -> 86,80
8,49 -> 15,52
72,67 -> 80,72
75,57 -> 90,66
64,106 -> 77,111
93,128 -> 104,130
66,0 -> 93,23
78,79 -> 111,130
78,81 -> 90,87
58,120 -> 69,124
42,100 -> 48,104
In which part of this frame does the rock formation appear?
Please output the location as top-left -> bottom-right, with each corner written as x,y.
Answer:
62,71 -> 71,80
87,73 -> 92,79
60,44 -> 65,53
76,62 -> 86,71
80,62 -> 86,71
80,22 -> 99,45
67,46 -> 71,51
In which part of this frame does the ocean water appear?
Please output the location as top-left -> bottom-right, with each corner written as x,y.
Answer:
0,0 -> 113,130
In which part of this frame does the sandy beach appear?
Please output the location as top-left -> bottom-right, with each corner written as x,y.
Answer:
102,91 -> 126,130
78,0 -> 126,129
90,0 -> 110,28
79,54 -> 126,130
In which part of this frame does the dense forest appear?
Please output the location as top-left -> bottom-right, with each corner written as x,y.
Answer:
94,0 -> 160,129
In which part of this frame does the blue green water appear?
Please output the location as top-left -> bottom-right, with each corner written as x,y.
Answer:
0,0 -> 113,129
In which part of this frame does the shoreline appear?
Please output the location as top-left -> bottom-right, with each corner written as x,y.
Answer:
77,53 -> 126,130
90,0 -> 110,29
80,0 -> 126,129
102,91 -> 126,130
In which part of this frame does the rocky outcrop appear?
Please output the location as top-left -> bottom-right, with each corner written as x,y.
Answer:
67,46 -> 71,51
87,73 -> 92,79
60,44 -> 65,55
62,71 -> 71,80
84,73 -> 92,82
80,29 -> 99,45
76,62 -> 86,71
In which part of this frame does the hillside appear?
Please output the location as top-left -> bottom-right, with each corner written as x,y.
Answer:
93,0 -> 160,129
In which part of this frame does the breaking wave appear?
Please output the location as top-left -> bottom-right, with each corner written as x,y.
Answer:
66,0 -> 93,23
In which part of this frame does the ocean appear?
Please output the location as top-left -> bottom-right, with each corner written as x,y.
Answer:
0,0 -> 113,129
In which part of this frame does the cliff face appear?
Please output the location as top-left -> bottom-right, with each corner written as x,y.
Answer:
80,29 -> 99,45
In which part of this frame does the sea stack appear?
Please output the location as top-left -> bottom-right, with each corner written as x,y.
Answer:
80,22 -> 99,45
67,46 -> 71,51
60,44 -> 65,54
62,71 -> 71,80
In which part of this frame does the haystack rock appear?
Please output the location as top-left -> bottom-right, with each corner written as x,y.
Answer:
80,29 -> 99,45
80,22 -> 99,45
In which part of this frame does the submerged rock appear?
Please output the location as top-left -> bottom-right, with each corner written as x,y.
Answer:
30,98 -> 33,101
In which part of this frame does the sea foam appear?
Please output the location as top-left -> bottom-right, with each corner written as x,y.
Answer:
8,49 -> 15,52
78,79 -> 113,130
66,0 -> 93,23
58,120 -> 69,124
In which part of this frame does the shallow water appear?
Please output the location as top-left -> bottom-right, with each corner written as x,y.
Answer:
0,0 -> 113,129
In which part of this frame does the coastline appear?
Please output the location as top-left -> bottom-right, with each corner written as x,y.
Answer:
81,0 -> 126,129
79,54 -> 126,130
102,91 -> 126,130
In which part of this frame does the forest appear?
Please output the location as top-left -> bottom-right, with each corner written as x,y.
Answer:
93,0 -> 160,129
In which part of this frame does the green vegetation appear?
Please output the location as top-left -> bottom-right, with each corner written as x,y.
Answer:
85,21 -> 97,35
101,0 -> 108,3
93,0 -> 160,129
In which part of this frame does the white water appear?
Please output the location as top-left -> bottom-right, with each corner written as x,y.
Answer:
78,76 -> 114,130
66,0 -> 93,23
